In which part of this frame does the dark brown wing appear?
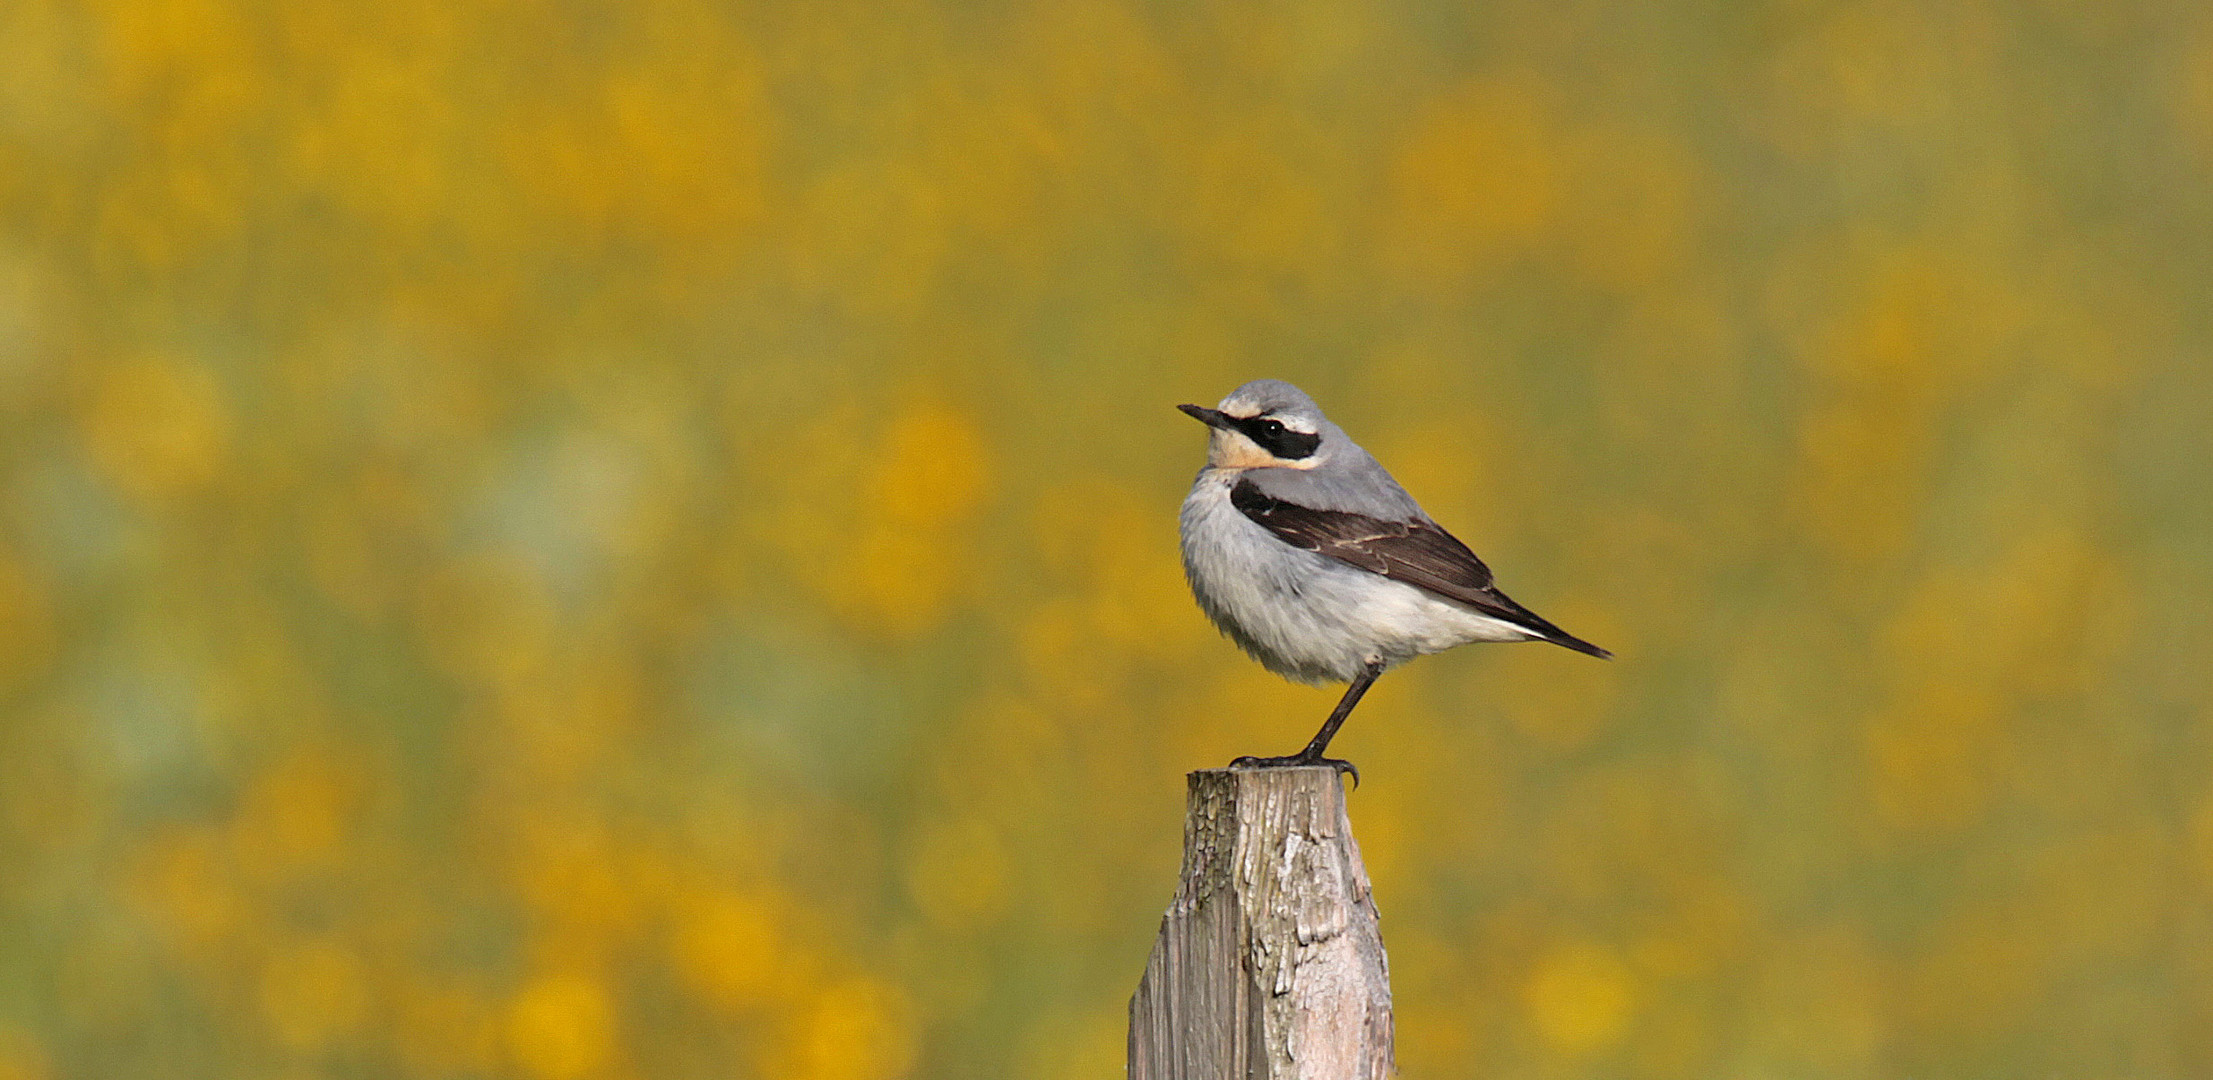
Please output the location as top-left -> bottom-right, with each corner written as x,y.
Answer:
1231,478 -> 1611,658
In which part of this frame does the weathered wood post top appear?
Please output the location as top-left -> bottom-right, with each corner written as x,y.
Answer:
1129,766 -> 1393,1080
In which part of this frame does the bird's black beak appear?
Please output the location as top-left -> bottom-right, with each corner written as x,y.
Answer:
1179,403 -> 1233,429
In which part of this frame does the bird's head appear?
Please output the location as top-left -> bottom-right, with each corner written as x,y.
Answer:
1179,379 -> 1328,471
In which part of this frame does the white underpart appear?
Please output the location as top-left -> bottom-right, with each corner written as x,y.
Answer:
1180,468 -> 1536,686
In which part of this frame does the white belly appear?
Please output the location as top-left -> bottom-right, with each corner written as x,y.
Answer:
1179,470 -> 1534,685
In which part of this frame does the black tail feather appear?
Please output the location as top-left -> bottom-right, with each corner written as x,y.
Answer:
1536,627 -> 1612,660
1487,591 -> 1612,659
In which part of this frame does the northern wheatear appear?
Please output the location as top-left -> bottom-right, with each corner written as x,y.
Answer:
1179,379 -> 1608,780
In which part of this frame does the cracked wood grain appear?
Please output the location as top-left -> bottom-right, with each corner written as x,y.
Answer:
1129,767 -> 1393,1080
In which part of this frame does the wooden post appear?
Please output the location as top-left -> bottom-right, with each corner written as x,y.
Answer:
1129,767 -> 1393,1079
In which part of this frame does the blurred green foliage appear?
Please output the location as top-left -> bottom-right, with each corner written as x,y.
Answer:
2,0 -> 2212,1077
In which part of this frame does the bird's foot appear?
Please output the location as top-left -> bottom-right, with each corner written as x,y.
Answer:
1228,753 -> 1359,789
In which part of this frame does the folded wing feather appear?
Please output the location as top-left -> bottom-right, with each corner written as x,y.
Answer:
1229,478 -> 1611,659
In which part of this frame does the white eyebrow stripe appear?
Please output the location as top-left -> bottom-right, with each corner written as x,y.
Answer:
1246,411 -> 1319,434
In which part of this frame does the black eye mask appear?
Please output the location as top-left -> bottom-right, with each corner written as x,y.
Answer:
1231,415 -> 1322,460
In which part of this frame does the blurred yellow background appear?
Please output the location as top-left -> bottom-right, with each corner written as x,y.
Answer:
3,0 -> 2212,1077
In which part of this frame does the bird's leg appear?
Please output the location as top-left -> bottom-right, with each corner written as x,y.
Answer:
1232,659 -> 1386,786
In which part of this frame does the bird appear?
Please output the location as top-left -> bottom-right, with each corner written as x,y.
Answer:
1178,379 -> 1609,781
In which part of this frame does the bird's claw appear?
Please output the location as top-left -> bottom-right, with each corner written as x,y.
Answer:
1228,753 -> 1360,789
